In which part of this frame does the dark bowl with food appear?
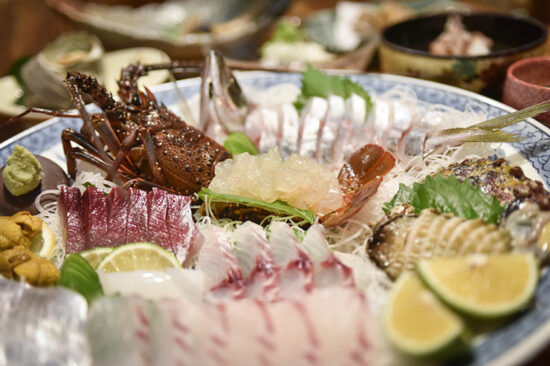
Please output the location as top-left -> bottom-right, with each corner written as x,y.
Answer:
380,12 -> 547,97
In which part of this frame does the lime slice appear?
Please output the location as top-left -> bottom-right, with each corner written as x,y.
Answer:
384,272 -> 469,359
30,221 -> 56,259
417,253 -> 538,319
96,242 -> 181,273
80,247 -> 114,269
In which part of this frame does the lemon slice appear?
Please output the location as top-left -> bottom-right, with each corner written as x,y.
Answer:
384,272 -> 469,359
80,247 -> 114,270
30,221 -> 56,259
417,253 -> 538,319
96,242 -> 181,273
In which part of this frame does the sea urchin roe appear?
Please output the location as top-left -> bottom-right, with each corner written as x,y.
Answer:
208,148 -> 343,215
2,145 -> 42,197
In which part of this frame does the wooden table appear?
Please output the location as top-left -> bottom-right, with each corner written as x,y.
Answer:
0,0 -> 550,364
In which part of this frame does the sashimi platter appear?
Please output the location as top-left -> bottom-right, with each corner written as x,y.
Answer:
2,51 -> 550,366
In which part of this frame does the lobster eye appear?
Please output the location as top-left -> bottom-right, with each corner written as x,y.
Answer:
131,94 -> 141,106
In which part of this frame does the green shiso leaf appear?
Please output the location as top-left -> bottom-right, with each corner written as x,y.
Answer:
223,132 -> 259,156
383,174 -> 503,224
198,188 -> 315,224
57,253 -> 103,304
293,65 -> 373,117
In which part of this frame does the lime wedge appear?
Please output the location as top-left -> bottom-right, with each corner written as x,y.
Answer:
30,221 -> 56,259
417,253 -> 538,319
57,253 -> 104,304
384,272 -> 469,359
80,247 -> 113,269
96,242 -> 181,273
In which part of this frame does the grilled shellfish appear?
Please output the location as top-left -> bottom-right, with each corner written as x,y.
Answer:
368,205 -> 512,279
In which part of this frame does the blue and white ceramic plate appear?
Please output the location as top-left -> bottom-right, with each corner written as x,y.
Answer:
1,72 -> 550,366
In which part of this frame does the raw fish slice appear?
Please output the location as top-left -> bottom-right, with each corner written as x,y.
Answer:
197,225 -> 245,300
301,224 -> 354,288
165,193 -> 202,266
87,287 -> 374,366
82,187 -> 109,247
267,222 -> 314,297
245,107 -> 280,153
153,298 -> 202,366
147,188 -> 171,251
278,104 -> 300,157
58,185 -> 87,253
126,188 -> 148,244
297,97 -> 328,158
106,187 -> 129,246
346,94 -> 369,153
88,296 -> 153,366
319,95 -> 345,164
0,277 -> 90,366
232,221 -> 280,301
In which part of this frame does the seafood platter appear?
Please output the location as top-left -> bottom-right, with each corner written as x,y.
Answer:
2,51 -> 550,365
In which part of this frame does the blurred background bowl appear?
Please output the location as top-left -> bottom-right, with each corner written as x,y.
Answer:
46,0 -> 291,60
380,12 -> 547,98
503,56 -> 550,124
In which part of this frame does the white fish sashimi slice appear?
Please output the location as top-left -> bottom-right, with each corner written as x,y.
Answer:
267,222 -> 314,297
232,221 -> 280,301
301,224 -> 354,288
88,287 -> 374,366
297,97 -> 328,158
197,225 -> 245,300
88,296 -> 153,366
319,95 -> 345,164
278,104 -> 300,157
0,277 -> 90,366
244,107 -> 280,152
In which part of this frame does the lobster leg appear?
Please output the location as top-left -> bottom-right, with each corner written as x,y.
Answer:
65,73 -> 114,164
62,128 -> 135,179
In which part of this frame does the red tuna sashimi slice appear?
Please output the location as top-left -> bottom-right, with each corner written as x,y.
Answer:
126,188 -> 148,244
165,193 -> 202,266
146,188 -> 171,251
82,187 -> 109,248
58,186 -> 87,253
105,188 -> 130,246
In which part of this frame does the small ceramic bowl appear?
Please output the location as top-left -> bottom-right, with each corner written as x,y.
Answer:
503,56 -> 550,124
380,12 -> 547,98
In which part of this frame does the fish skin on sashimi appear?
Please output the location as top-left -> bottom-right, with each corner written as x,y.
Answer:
106,188 -> 129,246
82,187 -> 109,247
87,287 -> 374,366
58,186 -> 87,253
126,188 -> 149,244
59,186 -> 200,264
146,188 -> 172,252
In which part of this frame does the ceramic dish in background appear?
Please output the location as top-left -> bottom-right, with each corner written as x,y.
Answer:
503,56 -> 550,125
380,12 -> 548,98
45,0 -> 291,60
2,72 -> 550,365
225,5 -> 382,73
0,47 -> 171,142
